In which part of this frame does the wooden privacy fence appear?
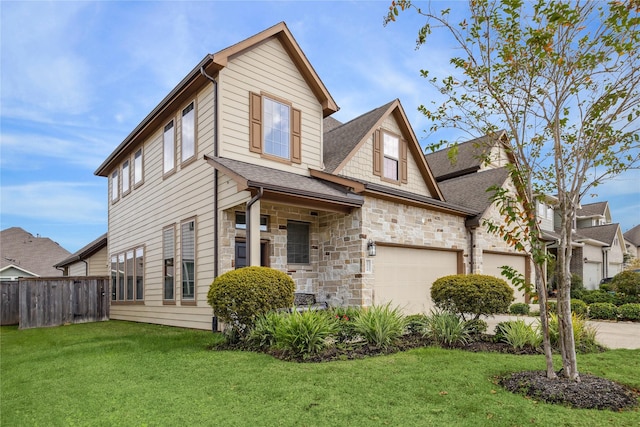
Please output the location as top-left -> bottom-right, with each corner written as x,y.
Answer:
0,277 -> 110,329
1,281 -> 20,325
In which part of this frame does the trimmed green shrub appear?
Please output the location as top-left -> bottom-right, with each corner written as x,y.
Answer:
617,303 -> 640,321
424,311 -> 471,346
570,273 -> 584,297
570,299 -> 588,316
207,266 -> 295,337
588,302 -> 618,320
405,314 -> 429,334
509,303 -> 530,315
431,274 -> 514,320
612,270 -> 640,296
581,290 -> 614,305
351,304 -> 407,349
495,320 -> 541,350
613,293 -> 640,306
275,309 -> 338,357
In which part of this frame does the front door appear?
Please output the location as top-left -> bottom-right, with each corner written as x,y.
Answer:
235,240 -> 269,269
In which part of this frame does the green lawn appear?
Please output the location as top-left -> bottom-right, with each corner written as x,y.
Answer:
1,321 -> 638,426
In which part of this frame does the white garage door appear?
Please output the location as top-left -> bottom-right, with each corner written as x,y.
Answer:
374,246 -> 459,315
482,252 -> 527,303
583,262 -> 602,290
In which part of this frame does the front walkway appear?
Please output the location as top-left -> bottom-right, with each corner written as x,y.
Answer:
484,314 -> 640,350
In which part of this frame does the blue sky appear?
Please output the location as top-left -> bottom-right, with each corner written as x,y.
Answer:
1,0 -> 639,253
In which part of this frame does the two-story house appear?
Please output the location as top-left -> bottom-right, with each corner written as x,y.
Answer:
96,23 -> 531,330
537,197 -> 626,289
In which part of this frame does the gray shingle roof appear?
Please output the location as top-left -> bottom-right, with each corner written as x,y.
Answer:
207,156 -> 364,206
323,100 -> 395,173
624,224 -> 640,246
576,201 -> 608,217
575,223 -> 620,246
323,116 -> 342,133
54,233 -> 107,268
425,133 -> 502,181
437,167 -> 511,224
1,227 -> 71,277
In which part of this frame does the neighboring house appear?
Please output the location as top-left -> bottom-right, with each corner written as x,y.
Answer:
537,198 -> 626,290
425,134 -> 530,302
54,233 -> 108,276
623,224 -> 640,261
0,227 -> 71,280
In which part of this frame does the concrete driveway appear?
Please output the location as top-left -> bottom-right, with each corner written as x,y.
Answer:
485,315 -> 640,350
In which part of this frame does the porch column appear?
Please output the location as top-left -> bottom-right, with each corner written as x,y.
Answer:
247,198 -> 261,266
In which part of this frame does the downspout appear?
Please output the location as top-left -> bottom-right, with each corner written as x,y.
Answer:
200,66 -> 219,278
246,187 -> 264,266
82,259 -> 89,276
468,227 -> 475,274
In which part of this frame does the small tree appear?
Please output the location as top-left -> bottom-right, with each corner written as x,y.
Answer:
387,0 -> 640,381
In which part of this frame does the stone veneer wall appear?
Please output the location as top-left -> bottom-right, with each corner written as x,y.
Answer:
360,196 -> 469,308
219,202 -> 322,294
316,210 -> 364,307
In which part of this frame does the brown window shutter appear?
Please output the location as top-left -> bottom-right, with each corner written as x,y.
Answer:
291,107 -> 302,164
249,92 -> 262,153
401,139 -> 408,183
373,129 -> 382,176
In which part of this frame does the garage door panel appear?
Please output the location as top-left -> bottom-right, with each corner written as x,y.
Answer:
374,246 -> 458,315
482,252 -> 526,303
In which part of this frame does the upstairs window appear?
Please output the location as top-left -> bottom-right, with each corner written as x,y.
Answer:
163,120 -> 175,175
373,129 -> 407,184
181,101 -> 196,164
383,132 -> 399,181
111,170 -> 119,202
122,160 -> 130,195
249,92 -> 302,163
133,148 -> 143,187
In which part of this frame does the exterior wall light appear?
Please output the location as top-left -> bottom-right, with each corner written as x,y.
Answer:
367,240 -> 377,257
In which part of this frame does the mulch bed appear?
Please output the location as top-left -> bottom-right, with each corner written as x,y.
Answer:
212,333 -> 640,411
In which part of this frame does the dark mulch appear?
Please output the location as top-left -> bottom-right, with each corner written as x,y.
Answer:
500,370 -> 640,411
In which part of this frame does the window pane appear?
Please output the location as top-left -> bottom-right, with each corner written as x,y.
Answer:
263,97 -> 290,159
384,133 -> 399,157
134,149 -> 143,185
235,212 -> 268,231
287,221 -> 310,264
118,253 -> 125,301
181,102 -> 195,161
135,247 -> 144,300
111,170 -> 119,201
181,220 -> 195,300
383,157 -> 398,180
163,121 -> 174,173
111,256 -> 117,300
122,160 -> 130,193
126,250 -> 134,300
163,228 -> 174,300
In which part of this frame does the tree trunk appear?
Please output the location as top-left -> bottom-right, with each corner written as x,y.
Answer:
556,206 -> 580,381
534,261 -> 556,379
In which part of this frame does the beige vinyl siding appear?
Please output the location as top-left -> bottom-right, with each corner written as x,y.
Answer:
341,115 -> 432,196
108,83 -> 216,330
218,37 -> 323,173
66,247 -> 108,276
217,175 -> 251,211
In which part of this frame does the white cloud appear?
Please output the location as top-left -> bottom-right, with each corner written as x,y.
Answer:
1,182 -> 106,225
